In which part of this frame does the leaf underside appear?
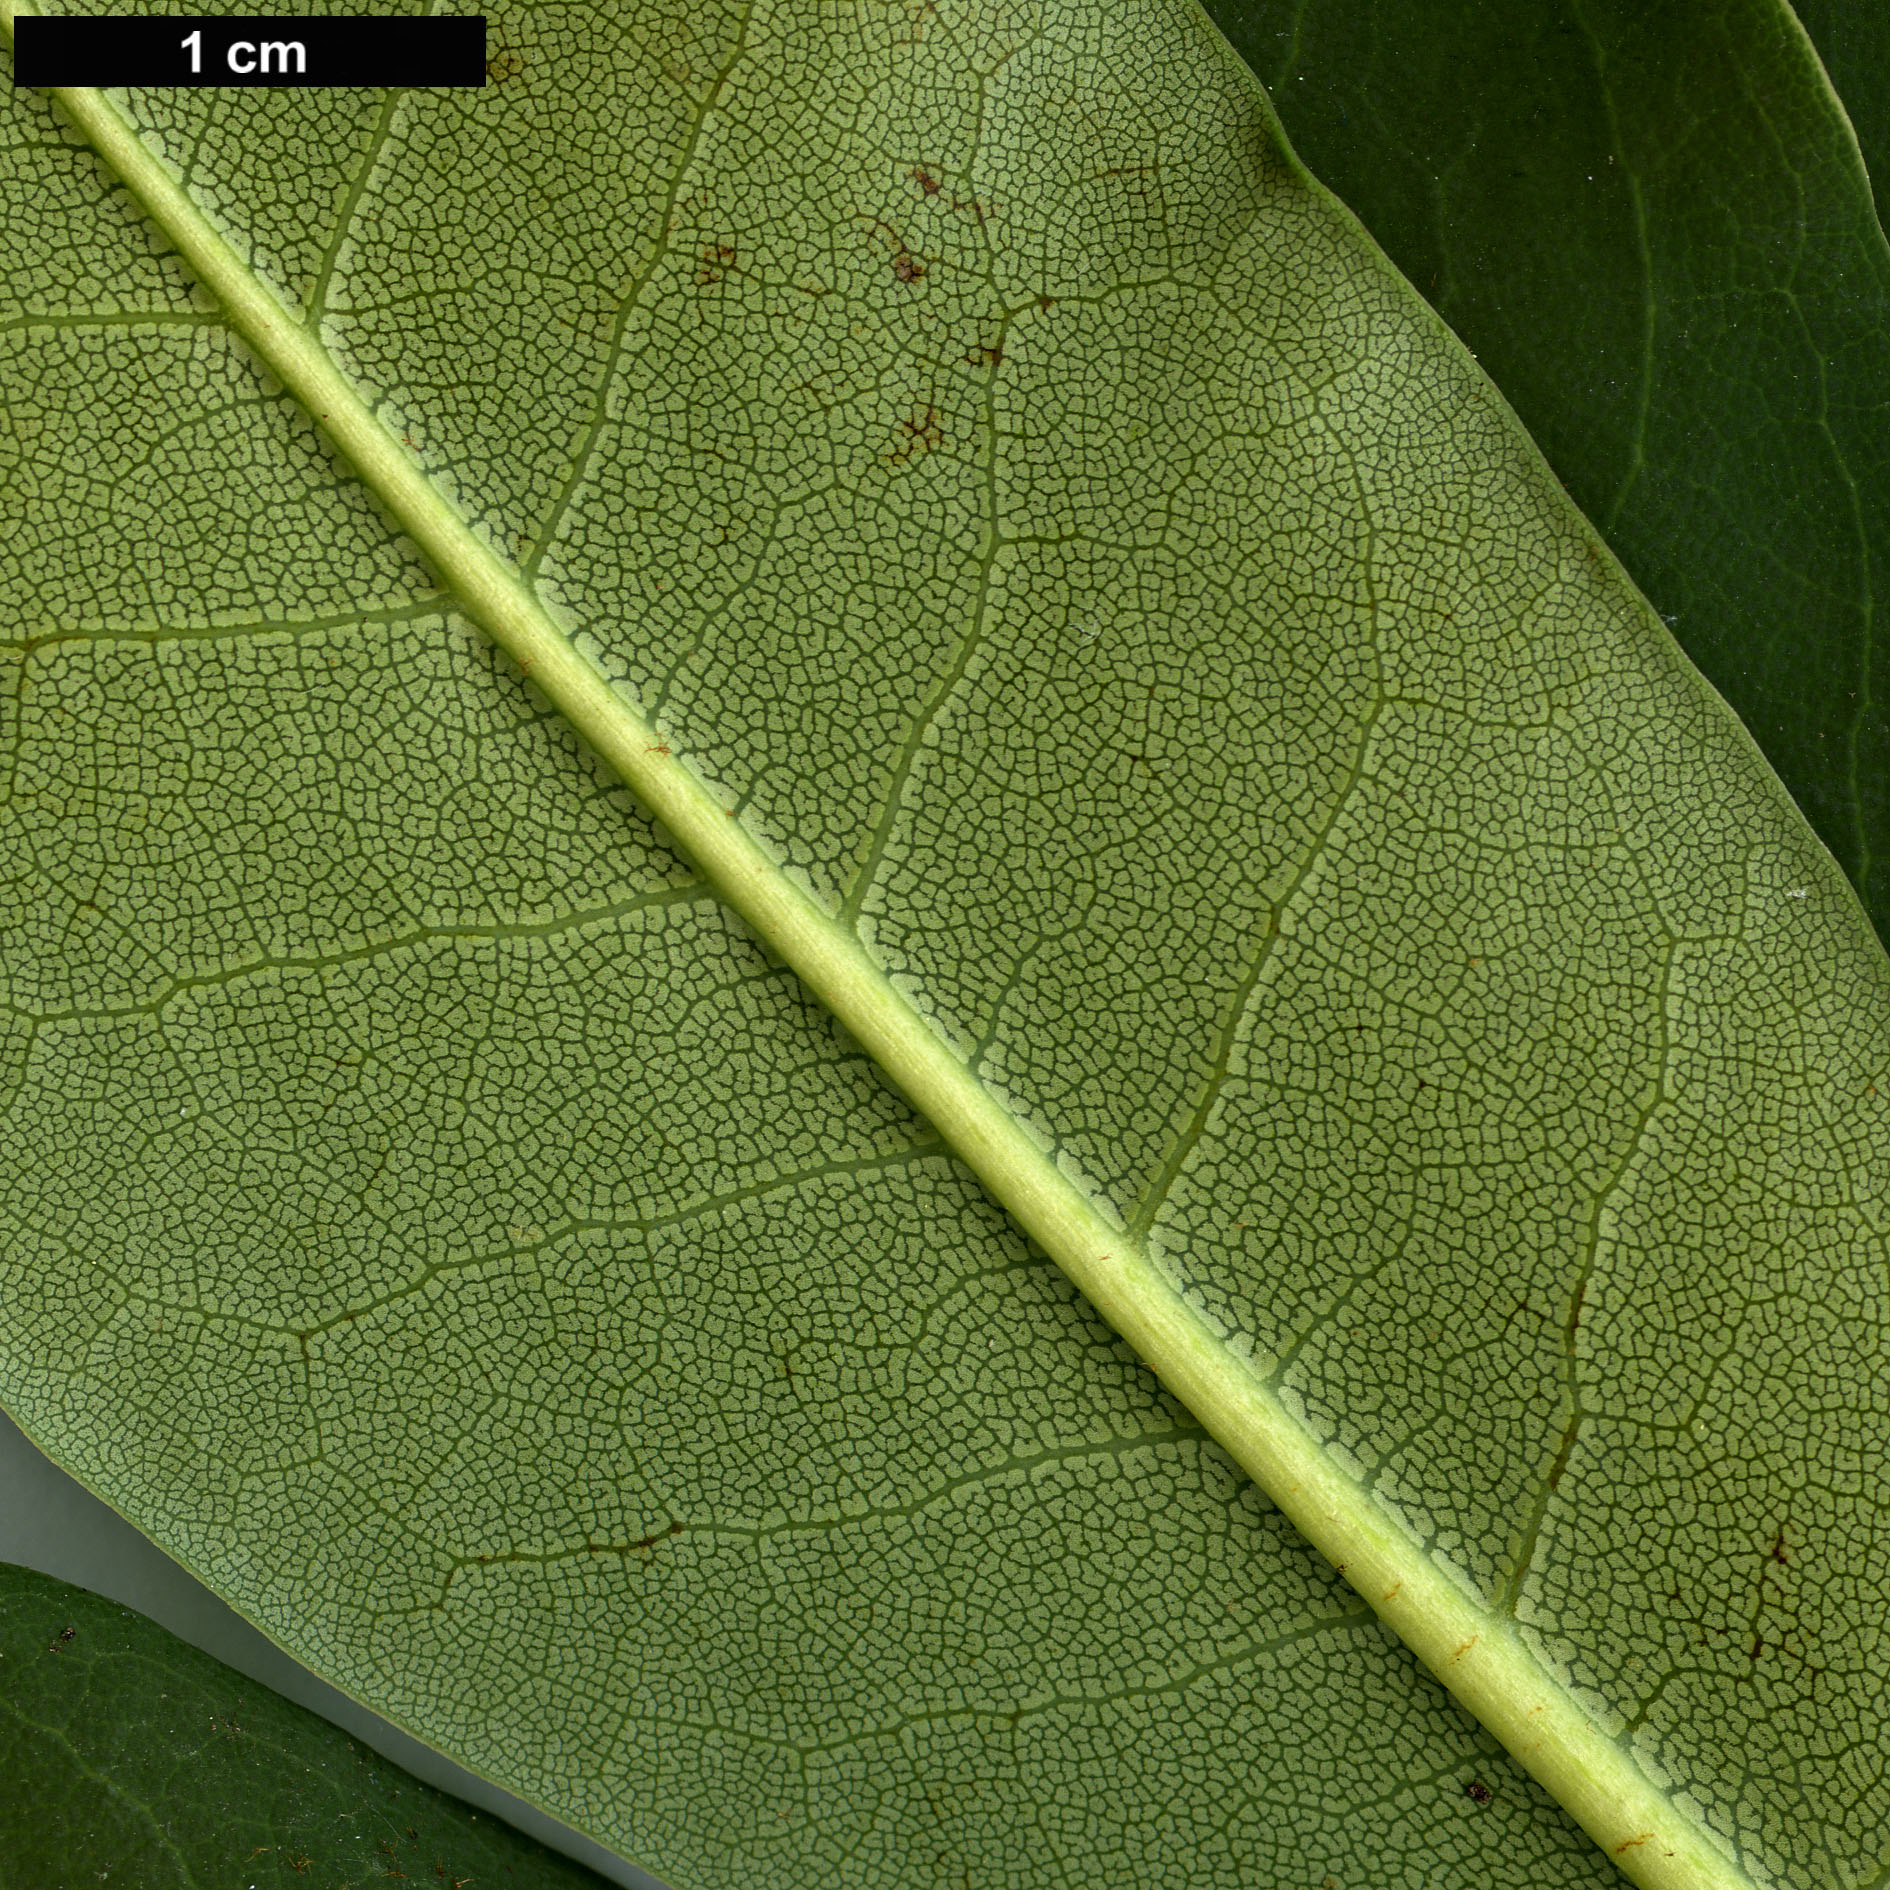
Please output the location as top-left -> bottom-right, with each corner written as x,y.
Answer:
2,4 -> 1887,1888
0,1562 -> 614,1890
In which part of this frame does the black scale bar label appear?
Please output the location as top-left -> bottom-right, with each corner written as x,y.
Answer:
13,14 -> 486,86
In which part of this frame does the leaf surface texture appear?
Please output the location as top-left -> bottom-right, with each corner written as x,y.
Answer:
2,4 -> 1887,1887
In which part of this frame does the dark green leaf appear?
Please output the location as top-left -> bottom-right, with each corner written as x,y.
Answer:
0,1564 -> 614,1890
1791,0 -> 1890,225
1205,0 -> 1890,936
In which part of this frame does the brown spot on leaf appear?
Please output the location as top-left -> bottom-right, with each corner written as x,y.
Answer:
887,405 -> 944,462
695,243 -> 737,288
1464,1779 -> 1493,1807
910,166 -> 942,196
894,253 -> 926,283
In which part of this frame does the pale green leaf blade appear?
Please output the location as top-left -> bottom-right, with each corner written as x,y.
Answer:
0,1562 -> 616,1890
1,4 -> 1885,1889
0,23 -> 1636,1881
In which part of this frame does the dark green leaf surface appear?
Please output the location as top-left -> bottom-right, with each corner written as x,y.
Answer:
0,1564 -> 613,1890
1791,0 -> 1890,226
1205,0 -> 1890,936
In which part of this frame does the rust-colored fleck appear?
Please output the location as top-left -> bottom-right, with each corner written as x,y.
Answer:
695,243 -> 737,287
887,404 -> 945,463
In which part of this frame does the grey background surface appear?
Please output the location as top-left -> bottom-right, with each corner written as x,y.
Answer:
0,1406 -> 666,1889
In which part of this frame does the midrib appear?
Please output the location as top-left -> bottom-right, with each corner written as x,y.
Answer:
1,16 -> 1755,1888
